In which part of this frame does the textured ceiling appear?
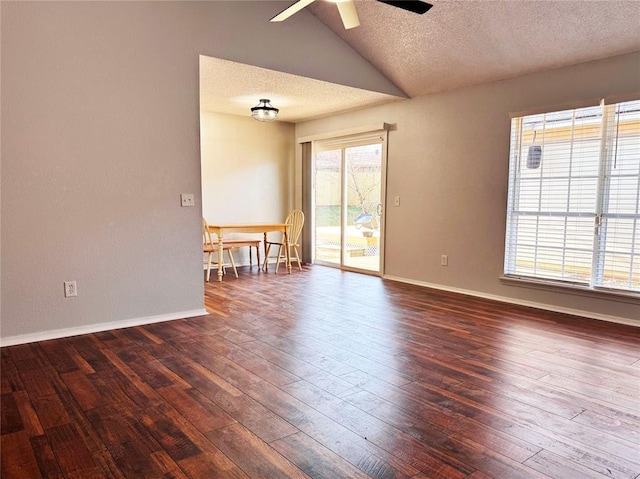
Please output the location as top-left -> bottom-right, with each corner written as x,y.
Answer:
200,0 -> 640,123
199,56 -> 405,123
309,0 -> 640,97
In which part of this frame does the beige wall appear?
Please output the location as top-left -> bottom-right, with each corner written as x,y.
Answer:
296,52 -> 640,324
0,1 -> 398,342
200,111 -> 295,263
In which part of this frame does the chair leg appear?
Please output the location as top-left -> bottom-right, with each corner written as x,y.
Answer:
205,252 -> 212,282
293,246 -> 302,271
275,244 -> 284,273
263,243 -> 272,271
248,246 -> 253,266
256,244 -> 261,269
227,250 -> 238,278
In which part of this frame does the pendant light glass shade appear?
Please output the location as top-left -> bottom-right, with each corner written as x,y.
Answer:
251,99 -> 279,122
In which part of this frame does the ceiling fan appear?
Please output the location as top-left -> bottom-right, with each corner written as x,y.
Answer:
271,0 -> 433,30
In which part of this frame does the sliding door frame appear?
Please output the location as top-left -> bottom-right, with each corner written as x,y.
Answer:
310,128 -> 389,276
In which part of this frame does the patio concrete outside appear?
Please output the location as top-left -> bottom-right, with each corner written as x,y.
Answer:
315,226 -> 380,272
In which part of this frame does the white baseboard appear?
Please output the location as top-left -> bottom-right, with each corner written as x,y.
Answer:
0,308 -> 209,347
382,275 -> 639,327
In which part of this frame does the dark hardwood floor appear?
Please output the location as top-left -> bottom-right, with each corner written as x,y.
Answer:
2,265 -> 639,479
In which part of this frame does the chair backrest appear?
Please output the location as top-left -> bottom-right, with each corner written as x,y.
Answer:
202,217 -> 214,249
285,209 -> 305,244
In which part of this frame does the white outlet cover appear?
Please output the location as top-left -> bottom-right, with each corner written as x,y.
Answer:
180,193 -> 195,207
64,281 -> 77,297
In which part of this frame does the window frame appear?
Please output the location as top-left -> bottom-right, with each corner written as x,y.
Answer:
503,99 -> 640,298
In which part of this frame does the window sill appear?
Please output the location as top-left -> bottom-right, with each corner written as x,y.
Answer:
499,276 -> 640,304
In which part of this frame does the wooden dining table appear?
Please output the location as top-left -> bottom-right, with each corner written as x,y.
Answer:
207,223 -> 290,281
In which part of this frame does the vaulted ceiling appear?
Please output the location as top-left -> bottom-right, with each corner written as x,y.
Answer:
308,0 -> 640,98
200,0 -> 640,122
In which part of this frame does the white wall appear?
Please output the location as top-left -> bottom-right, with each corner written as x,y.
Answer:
296,52 -> 640,324
0,1 -> 397,342
200,111 -> 294,264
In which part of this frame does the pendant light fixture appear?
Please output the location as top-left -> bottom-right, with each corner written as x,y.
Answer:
251,99 -> 279,122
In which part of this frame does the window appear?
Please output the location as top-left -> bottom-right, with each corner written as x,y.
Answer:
504,99 -> 640,294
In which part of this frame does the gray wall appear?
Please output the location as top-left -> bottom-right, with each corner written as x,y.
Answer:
2,1 -> 638,342
0,1 -> 398,341
296,52 -> 640,324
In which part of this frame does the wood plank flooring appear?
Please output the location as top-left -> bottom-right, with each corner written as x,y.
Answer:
2,265 -> 639,478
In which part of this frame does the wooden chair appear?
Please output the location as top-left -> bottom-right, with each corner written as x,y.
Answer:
263,209 -> 304,273
202,218 -> 238,281
218,239 -> 261,267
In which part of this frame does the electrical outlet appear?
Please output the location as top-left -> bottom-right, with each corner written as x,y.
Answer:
441,255 -> 448,266
180,193 -> 195,207
64,281 -> 77,297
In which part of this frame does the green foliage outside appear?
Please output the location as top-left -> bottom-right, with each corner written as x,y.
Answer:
315,205 -> 366,227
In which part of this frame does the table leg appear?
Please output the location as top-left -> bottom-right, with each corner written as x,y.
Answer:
217,234 -> 224,282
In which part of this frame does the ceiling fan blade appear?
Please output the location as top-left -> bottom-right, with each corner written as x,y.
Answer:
271,0 -> 317,22
336,0 -> 360,29
376,0 -> 433,15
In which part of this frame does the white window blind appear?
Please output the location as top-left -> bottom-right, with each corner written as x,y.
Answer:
504,99 -> 640,293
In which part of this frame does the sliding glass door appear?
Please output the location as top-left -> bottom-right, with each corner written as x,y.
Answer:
313,133 -> 385,274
